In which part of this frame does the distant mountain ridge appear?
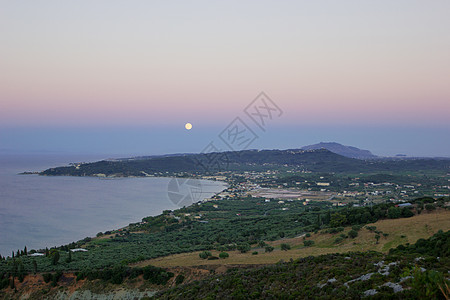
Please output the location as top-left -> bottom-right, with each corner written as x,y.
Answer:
301,142 -> 377,159
39,147 -> 450,177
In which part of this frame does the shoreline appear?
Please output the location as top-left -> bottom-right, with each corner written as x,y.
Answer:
1,172 -> 228,258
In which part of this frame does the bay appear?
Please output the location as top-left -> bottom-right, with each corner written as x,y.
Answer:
0,154 -> 226,256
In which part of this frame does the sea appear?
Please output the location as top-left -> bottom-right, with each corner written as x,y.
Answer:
0,153 -> 227,257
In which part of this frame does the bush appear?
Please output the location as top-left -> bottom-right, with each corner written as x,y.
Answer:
252,251 -> 258,255
42,273 -> 52,283
219,252 -> 229,259
366,226 -> 377,232
237,243 -> 251,253
348,230 -> 358,239
199,251 -> 211,259
175,274 -> 184,285
303,240 -> 314,247
387,207 -> 401,219
352,225 -> 362,231
334,237 -> 344,244
425,204 -> 436,211
265,246 -> 274,253
280,243 -> 291,251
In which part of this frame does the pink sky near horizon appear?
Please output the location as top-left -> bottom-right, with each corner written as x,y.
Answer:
1,1 -> 449,128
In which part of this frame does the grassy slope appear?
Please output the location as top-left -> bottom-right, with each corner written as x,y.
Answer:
135,209 -> 450,267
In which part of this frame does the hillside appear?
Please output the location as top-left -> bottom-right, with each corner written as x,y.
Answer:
302,142 -> 377,159
155,230 -> 450,299
39,148 -> 449,176
134,209 -> 450,267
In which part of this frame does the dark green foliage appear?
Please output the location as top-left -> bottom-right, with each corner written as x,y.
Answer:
142,266 -> 174,285
425,204 -> 436,211
65,251 -> 72,263
348,230 -> 358,239
42,273 -> 52,283
237,243 -> 251,253
387,207 -> 401,219
199,251 -> 211,259
390,230 -> 450,257
280,243 -> 291,251
375,234 -> 381,244
366,226 -> 377,232
49,250 -> 60,265
265,246 -> 274,253
303,240 -> 314,247
330,213 -> 347,227
175,274 -> 185,285
334,237 -> 344,244
219,252 -> 229,259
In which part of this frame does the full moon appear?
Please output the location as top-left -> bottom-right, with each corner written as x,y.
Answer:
185,123 -> 192,130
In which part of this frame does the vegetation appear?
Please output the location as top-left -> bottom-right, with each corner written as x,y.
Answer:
154,230 -> 450,299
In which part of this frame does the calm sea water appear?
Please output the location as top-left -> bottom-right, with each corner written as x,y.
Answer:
0,154 -> 226,257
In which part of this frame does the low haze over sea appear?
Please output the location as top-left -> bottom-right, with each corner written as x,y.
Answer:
0,153 -> 226,257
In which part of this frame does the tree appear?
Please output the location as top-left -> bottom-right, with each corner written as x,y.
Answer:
219,252 -> 229,259
265,246 -> 274,253
280,243 -> 291,251
66,250 -> 72,263
303,240 -> 314,247
175,274 -> 185,285
375,234 -> 381,244
401,207 -> 414,218
32,260 -> 38,274
49,250 -> 60,265
387,207 -> 401,219
199,251 -> 211,259
348,230 -> 358,239
237,243 -> 251,253
330,213 -> 347,227
425,204 -> 436,211
258,241 -> 267,248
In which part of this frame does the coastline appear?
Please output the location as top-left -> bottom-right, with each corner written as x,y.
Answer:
1,155 -> 228,257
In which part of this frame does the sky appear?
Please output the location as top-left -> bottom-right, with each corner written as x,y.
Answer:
1,1 -> 449,157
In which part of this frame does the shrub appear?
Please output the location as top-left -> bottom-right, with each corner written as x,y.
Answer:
175,274 -> 184,285
352,225 -> 362,231
199,251 -> 211,259
252,251 -> 258,255
219,252 -> 229,259
334,237 -> 344,244
425,204 -> 436,211
348,230 -> 358,239
42,273 -> 52,283
280,243 -> 291,251
237,243 -> 251,253
303,240 -> 315,247
366,226 -> 377,232
265,246 -> 274,253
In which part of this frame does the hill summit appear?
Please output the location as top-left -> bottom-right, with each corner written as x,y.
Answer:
301,142 -> 377,159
